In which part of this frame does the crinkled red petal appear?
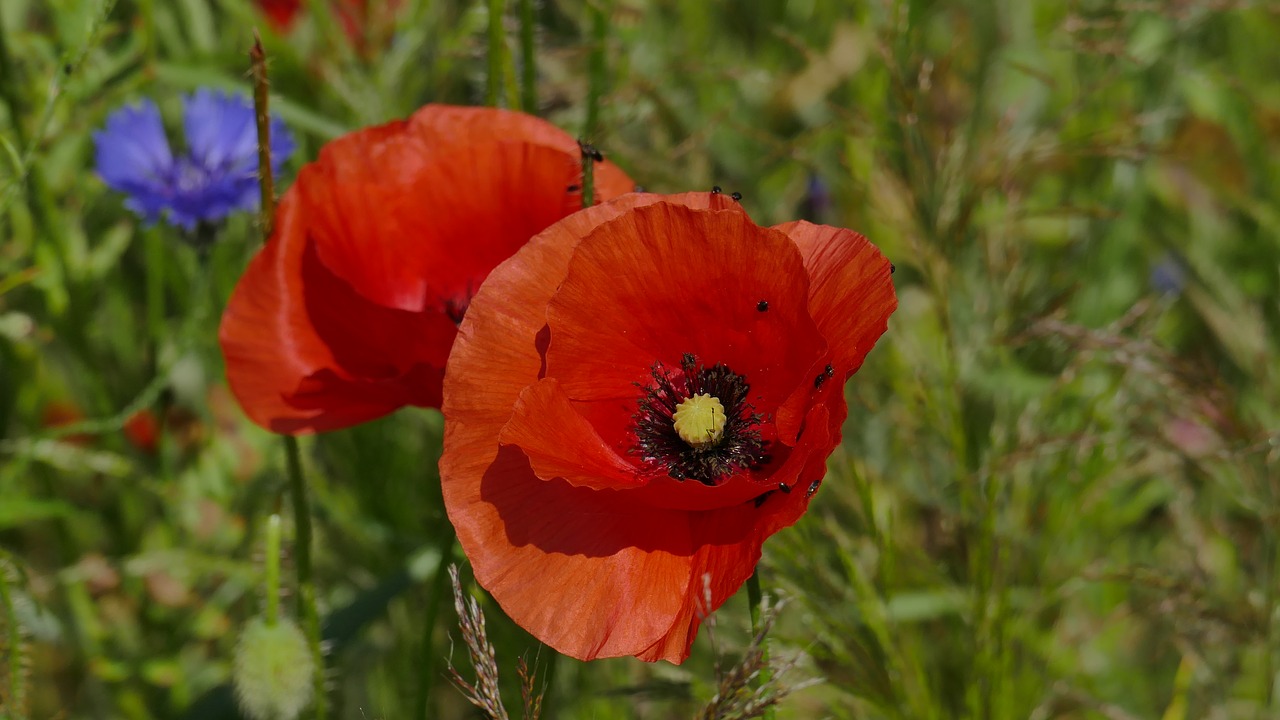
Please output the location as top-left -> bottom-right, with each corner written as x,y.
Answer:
219,194 -> 450,434
774,220 -> 897,378
498,378 -> 644,490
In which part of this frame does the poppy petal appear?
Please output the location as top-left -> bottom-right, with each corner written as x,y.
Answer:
774,221 -> 897,377
442,192 -> 744,447
306,105 -> 634,313
442,191 -> 768,662
219,195 -> 451,434
452,445 -> 697,660
634,398 -> 838,661
542,204 -> 826,449
498,378 -> 643,490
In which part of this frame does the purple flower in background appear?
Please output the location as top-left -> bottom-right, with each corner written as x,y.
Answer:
94,90 -> 295,230
1150,252 -> 1187,297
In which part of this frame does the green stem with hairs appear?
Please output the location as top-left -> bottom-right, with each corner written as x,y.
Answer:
249,35 -> 277,238
251,39 -> 325,720
265,514 -> 282,627
578,0 -> 607,209
285,436 -> 327,720
583,0 -> 607,142
746,568 -> 775,720
580,143 -> 595,209
487,0 -> 507,107
518,0 -> 537,112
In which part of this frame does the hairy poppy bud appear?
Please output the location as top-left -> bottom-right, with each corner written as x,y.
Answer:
233,616 -> 314,720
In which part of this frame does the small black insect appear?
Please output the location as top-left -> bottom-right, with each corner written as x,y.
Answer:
577,140 -> 603,162
730,191 -> 742,202
778,482 -> 792,494
890,263 -> 897,274
567,184 -> 581,192
804,479 -> 821,498
814,364 -> 834,388
756,300 -> 769,312
711,186 -> 723,194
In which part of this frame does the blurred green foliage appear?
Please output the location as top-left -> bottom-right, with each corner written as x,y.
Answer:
1,0 -> 1279,718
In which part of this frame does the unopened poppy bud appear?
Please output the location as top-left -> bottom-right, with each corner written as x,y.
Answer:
233,616 -> 314,720
672,393 -> 726,449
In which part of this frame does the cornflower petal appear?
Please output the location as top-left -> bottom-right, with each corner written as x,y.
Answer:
94,99 -> 175,222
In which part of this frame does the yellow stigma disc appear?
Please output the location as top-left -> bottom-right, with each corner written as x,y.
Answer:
672,393 -> 726,449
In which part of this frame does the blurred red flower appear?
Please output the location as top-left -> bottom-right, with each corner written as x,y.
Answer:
218,105 -> 634,434
256,0 -> 396,44
41,401 -> 161,455
440,191 -> 897,663
255,0 -> 300,30
40,401 -> 93,446
123,410 -> 159,454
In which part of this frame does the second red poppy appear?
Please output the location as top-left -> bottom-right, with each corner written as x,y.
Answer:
219,105 -> 633,434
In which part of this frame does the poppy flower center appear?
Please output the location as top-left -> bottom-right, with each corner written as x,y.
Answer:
672,394 -> 726,449
632,353 -> 769,486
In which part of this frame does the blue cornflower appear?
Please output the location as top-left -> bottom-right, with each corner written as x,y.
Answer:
94,89 -> 295,230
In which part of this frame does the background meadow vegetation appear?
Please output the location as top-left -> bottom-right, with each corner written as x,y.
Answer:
2,0 -> 1279,717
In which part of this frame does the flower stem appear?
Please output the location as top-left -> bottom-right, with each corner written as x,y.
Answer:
518,0 -> 537,112
143,226 -> 165,364
579,0 -> 607,210
746,568 -> 775,720
251,41 -> 325,720
265,514 -> 282,627
580,141 -> 595,210
285,436 -> 327,720
487,0 -> 507,107
249,34 -> 277,239
583,0 -> 607,142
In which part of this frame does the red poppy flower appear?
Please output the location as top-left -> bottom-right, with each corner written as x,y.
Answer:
218,105 -> 634,434
440,191 -> 897,663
